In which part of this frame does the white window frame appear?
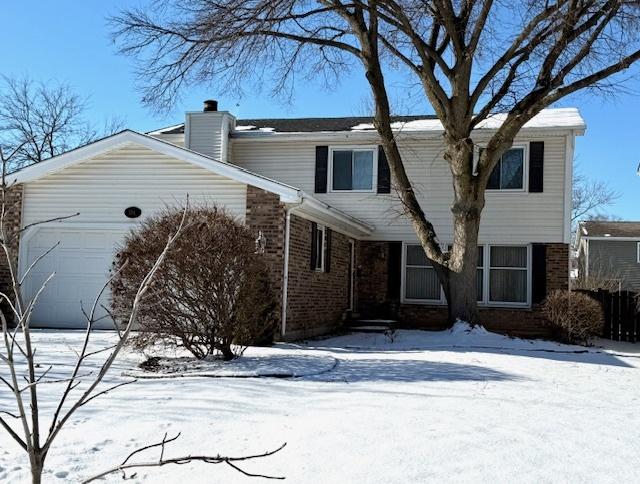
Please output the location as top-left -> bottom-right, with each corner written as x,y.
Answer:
313,224 -> 326,272
328,146 -> 378,193
486,245 -> 532,308
401,243 -> 443,304
485,145 -> 529,193
637,242 -> 640,264
400,243 -> 532,308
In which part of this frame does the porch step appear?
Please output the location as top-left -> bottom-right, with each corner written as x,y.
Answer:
346,319 -> 398,334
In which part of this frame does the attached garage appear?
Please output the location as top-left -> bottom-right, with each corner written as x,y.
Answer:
22,227 -> 127,329
10,130 -> 302,329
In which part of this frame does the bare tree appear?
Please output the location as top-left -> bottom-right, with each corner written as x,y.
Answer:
0,76 -> 124,170
0,139 -> 186,483
111,206 -> 277,361
112,1 -> 640,323
572,168 -> 619,227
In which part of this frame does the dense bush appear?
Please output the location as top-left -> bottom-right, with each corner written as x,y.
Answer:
110,206 -> 277,360
542,290 -> 604,344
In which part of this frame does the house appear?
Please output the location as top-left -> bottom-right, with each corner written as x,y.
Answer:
3,101 -> 584,339
576,221 -> 640,292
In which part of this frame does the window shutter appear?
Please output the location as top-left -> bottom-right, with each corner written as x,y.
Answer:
528,141 -> 544,193
315,146 -> 328,193
377,146 -> 391,193
325,228 -> 332,272
387,242 -> 402,300
531,243 -> 547,304
310,222 -> 318,270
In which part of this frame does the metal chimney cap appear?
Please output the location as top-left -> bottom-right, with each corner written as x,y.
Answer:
203,99 -> 218,112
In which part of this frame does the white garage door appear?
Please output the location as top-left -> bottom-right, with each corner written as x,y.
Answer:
22,227 -> 127,329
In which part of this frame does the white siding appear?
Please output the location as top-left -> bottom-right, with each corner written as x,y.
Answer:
231,132 -> 569,243
185,112 -> 233,162
22,143 -> 247,227
150,133 -> 185,147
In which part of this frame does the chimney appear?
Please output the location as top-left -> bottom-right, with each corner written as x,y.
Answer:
185,99 -> 235,161
203,99 -> 218,112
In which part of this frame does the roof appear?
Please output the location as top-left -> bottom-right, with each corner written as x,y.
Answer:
9,130 -> 374,238
150,108 -> 586,135
579,221 -> 640,238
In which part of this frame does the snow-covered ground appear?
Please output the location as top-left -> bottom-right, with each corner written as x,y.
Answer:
1,324 -> 639,483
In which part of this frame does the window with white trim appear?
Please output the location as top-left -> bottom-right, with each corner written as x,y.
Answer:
637,242 -> 640,263
330,148 -> 376,191
487,147 -> 525,190
312,224 -> 326,271
489,246 -> 528,303
404,245 -> 484,302
404,245 -> 441,301
402,244 -> 530,306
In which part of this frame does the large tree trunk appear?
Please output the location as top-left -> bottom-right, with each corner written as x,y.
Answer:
445,217 -> 481,324
440,140 -> 485,325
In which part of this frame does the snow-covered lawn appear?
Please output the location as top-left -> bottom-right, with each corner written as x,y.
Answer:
1,325 -> 639,483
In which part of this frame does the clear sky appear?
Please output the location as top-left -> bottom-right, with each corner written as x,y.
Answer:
2,1 -> 638,220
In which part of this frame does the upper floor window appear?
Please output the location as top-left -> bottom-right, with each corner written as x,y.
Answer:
487,147 -> 525,190
330,148 -> 376,192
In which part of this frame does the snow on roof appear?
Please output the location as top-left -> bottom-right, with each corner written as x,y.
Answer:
351,108 -> 585,132
151,108 -> 585,136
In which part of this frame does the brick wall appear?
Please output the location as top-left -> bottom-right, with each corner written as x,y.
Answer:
284,215 -> 352,340
245,185 -> 286,326
0,185 -> 23,324
356,242 -> 570,338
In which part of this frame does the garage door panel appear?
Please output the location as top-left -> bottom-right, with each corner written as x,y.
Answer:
22,227 -> 126,329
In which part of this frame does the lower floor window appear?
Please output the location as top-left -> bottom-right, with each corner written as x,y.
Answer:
489,246 -> 528,303
403,244 -> 530,306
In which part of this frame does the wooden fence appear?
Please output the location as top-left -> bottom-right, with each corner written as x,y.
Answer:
577,289 -> 640,343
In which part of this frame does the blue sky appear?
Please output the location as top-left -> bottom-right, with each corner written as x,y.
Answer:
2,1 -> 638,220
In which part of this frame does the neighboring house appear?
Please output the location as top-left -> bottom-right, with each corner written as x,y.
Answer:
576,221 -> 640,292
2,102 -> 584,339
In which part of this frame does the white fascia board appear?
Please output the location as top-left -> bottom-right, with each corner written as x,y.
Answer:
10,130 -> 302,204
296,193 -> 375,238
231,126 -> 584,143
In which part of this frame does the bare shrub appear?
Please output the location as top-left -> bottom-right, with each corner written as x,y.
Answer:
543,290 -> 604,344
110,206 -> 277,360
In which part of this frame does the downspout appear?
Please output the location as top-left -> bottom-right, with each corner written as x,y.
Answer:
281,202 -> 301,338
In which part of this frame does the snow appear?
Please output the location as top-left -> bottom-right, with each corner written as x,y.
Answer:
1,324 -> 639,483
235,125 -> 275,132
350,108 -> 586,132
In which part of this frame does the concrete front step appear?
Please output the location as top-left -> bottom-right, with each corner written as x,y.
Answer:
346,319 -> 397,333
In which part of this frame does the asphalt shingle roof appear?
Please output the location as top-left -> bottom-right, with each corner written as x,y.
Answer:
580,221 -> 640,238
156,115 -> 438,134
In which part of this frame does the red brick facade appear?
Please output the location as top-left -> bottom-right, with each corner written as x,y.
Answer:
356,241 -> 570,338
0,185 -> 24,323
245,186 -> 354,340
284,215 -> 352,340
245,185 -> 287,324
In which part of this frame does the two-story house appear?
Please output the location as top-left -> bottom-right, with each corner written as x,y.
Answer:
5,101 -> 584,339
